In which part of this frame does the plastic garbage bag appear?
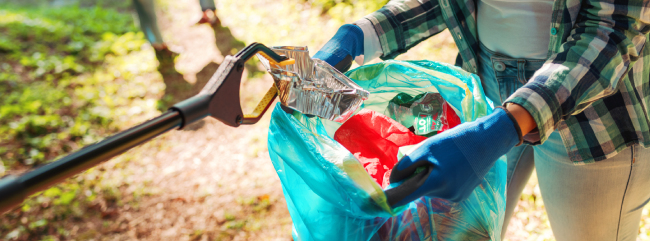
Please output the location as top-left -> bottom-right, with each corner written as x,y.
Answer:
268,60 -> 506,241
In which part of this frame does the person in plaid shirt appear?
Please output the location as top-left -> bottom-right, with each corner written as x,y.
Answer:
314,0 -> 650,239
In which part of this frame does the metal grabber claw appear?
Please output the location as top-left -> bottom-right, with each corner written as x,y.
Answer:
172,42 -> 295,127
0,43 -> 294,214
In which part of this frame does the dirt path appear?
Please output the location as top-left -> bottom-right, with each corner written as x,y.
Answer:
96,116 -> 291,240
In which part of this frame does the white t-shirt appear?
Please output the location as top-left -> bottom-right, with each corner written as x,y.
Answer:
477,0 -> 555,59
354,0 -> 555,64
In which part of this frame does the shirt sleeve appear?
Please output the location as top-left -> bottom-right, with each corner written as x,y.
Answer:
505,0 -> 650,144
354,0 -> 448,60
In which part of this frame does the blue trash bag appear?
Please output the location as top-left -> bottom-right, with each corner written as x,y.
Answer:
268,60 -> 507,241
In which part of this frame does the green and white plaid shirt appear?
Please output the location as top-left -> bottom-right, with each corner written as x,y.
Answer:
354,0 -> 650,164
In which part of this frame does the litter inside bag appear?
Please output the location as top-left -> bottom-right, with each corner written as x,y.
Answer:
386,92 -> 461,136
268,60 -> 506,241
334,109 -> 427,188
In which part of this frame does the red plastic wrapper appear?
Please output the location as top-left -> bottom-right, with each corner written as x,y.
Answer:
441,101 -> 461,132
334,109 -> 427,188
335,103 -> 461,188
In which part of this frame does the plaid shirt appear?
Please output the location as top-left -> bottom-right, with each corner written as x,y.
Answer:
355,0 -> 650,164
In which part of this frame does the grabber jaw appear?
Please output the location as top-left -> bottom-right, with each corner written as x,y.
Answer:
170,43 -> 294,128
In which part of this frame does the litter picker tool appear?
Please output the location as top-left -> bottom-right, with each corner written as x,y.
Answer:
0,44 -> 423,215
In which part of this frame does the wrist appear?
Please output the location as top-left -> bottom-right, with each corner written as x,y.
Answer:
504,103 -> 537,135
494,106 -> 523,146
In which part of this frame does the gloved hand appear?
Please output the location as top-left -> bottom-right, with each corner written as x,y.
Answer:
385,107 -> 521,207
313,24 -> 364,72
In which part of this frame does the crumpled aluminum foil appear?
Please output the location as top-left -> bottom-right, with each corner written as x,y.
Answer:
257,46 -> 369,122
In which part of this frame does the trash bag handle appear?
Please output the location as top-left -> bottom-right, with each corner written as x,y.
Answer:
0,43 -> 294,214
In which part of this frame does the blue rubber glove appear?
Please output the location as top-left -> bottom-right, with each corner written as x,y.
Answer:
313,24 -> 364,71
386,108 -> 521,207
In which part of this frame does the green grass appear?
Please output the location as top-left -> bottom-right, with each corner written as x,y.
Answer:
0,4 -> 161,168
0,3 -> 164,239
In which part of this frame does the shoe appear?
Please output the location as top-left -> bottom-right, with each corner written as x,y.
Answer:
151,43 -> 168,51
197,10 -> 221,26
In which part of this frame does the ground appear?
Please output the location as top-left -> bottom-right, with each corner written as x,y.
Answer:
3,0 -> 650,240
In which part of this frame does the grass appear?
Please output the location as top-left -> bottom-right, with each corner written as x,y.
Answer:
0,4 -> 161,169
0,3 -> 165,239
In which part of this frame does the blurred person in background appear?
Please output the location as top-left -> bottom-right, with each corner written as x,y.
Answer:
313,0 -> 650,240
132,0 -> 220,52
132,0 -> 166,51
132,0 -> 230,109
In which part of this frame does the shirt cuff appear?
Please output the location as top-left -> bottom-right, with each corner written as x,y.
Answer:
354,18 -> 383,65
504,81 -> 562,145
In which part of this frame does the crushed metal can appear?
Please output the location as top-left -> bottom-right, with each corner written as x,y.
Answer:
386,92 -> 446,136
